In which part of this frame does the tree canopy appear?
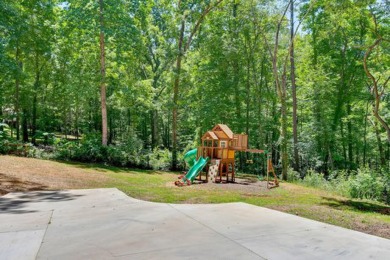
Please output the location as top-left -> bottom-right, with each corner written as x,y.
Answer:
0,0 -> 389,179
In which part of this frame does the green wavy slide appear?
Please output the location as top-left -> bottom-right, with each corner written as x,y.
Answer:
182,149 -> 208,183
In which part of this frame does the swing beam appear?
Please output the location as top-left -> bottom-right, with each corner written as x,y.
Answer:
243,149 -> 279,189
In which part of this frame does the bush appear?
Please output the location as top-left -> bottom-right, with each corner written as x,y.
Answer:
0,140 -> 11,154
382,170 -> 390,205
33,130 -> 56,145
301,169 -> 328,188
53,133 -> 155,169
28,145 -> 56,160
287,168 -> 301,182
327,170 -> 350,197
0,123 -> 10,154
298,167 -> 389,204
55,139 -> 79,159
149,148 -> 172,170
76,134 -> 107,162
55,134 -> 106,162
382,184 -> 390,205
106,146 -> 127,166
348,168 -> 384,201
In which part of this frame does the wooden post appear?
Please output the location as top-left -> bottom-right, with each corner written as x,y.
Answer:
267,154 -> 279,189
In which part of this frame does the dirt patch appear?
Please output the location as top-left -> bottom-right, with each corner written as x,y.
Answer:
0,173 -> 49,195
0,156 -> 111,196
167,176 -> 270,194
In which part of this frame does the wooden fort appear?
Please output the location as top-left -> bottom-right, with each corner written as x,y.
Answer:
197,124 -> 248,182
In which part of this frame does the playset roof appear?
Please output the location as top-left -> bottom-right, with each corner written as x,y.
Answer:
212,124 -> 234,139
202,131 -> 218,140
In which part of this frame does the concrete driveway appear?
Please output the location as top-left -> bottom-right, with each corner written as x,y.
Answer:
0,188 -> 389,259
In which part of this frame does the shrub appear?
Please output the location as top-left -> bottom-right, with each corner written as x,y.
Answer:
381,170 -> 390,205
0,123 -> 10,154
33,130 -> 56,145
55,139 -> 78,159
297,168 -> 389,205
301,169 -> 328,188
106,146 -> 127,166
27,145 -> 55,160
0,140 -> 11,154
116,133 -> 145,167
55,134 -> 106,162
328,170 -> 350,197
287,168 -> 301,182
348,168 -> 384,201
53,133 -> 154,168
149,148 -> 172,170
74,134 -> 107,162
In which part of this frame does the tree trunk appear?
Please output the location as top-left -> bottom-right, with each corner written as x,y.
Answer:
245,57 -> 250,136
271,44 -> 288,181
15,45 -> 21,141
0,108 -> 3,132
233,60 -> 241,129
32,94 -> 37,145
22,109 -> 28,142
311,15 -> 325,167
355,146 -> 360,166
172,17 -> 185,170
142,112 -> 148,147
267,2 -> 291,181
151,75 -> 159,148
281,94 -> 288,180
290,0 -> 299,171
163,114 -> 170,148
31,52 -> 40,146
75,93 -> 80,140
99,0 -> 108,146
340,120 -> 347,166
172,59 -> 181,170
108,111 -> 113,144
257,57 -> 265,147
363,100 -> 369,165
347,103 -> 353,165
151,108 -> 158,148
373,119 -> 385,166
232,2 -> 241,132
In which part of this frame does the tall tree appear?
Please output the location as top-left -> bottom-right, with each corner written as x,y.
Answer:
137,0 -> 175,148
171,0 -> 223,170
21,0 -> 56,145
290,0 -> 299,171
99,0 -> 108,146
363,9 -> 390,143
263,2 -> 291,181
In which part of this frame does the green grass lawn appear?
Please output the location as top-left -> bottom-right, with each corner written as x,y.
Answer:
1,155 -> 389,239
69,163 -> 389,239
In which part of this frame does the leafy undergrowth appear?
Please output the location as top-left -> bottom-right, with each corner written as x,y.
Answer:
1,155 -> 389,239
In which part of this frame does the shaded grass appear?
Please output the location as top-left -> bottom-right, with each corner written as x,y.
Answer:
321,197 -> 390,215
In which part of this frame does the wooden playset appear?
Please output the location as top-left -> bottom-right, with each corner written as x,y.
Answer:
175,124 -> 279,188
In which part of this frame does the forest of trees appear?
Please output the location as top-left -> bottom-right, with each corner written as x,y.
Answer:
0,0 -> 389,181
